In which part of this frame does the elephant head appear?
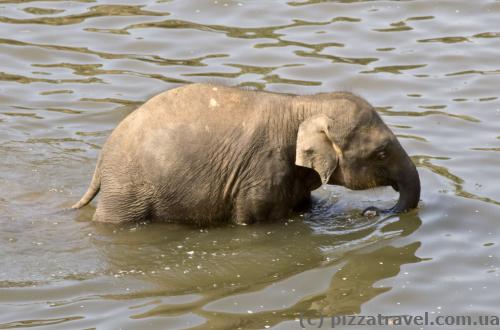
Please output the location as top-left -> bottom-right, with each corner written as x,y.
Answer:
295,97 -> 420,214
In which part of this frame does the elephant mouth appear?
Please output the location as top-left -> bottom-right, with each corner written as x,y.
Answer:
364,164 -> 420,217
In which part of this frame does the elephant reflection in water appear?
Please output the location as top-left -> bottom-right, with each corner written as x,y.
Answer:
118,214 -> 422,329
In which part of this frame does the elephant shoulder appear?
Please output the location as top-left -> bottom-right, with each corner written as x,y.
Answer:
253,147 -> 295,187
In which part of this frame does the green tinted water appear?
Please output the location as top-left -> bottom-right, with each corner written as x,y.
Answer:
1,1 -> 499,329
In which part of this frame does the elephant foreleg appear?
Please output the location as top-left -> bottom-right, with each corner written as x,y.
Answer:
292,193 -> 313,212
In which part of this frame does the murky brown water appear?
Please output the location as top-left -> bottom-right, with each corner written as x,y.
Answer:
1,0 -> 499,329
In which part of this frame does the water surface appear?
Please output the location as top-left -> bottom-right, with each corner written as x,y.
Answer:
1,0 -> 500,329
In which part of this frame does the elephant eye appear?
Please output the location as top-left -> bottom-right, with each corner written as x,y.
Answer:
377,150 -> 388,160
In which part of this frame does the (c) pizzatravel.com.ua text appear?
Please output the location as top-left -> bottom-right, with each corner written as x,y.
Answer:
299,312 -> 500,328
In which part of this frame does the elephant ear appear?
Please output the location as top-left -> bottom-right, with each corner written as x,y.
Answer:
295,114 -> 340,184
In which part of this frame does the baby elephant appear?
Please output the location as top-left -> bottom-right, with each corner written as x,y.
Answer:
73,83 -> 420,225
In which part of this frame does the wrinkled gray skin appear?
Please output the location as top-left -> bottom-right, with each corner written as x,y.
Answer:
72,83 -> 420,225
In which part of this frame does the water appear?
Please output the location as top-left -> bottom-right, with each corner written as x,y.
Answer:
1,0 -> 499,329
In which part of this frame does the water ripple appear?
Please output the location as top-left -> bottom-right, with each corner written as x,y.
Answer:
0,38 -> 227,67
0,5 -> 167,26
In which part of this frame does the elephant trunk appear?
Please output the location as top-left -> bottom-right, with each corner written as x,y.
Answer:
390,156 -> 421,213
